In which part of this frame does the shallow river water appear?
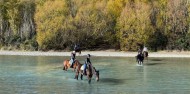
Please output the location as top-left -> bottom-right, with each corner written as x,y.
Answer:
0,55 -> 190,94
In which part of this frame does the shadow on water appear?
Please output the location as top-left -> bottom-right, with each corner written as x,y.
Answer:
99,78 -> 127,85
144,62 -> 165,66
149,59 -> 163,61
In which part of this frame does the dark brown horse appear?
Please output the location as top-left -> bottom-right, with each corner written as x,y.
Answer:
74,44 -> 81,54
143,51 -> 148,62
75,49 -> 81,54
75,63 -> 99,84
63,60 -> 81,72
136,51 -> 148,65
136,53 -> 144,65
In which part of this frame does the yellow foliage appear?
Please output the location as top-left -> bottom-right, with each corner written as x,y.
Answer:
116,1 -> 153,51
106,0 -> 125,19
35,0 -> 69,50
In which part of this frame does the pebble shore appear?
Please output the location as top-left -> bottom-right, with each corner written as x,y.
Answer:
0,51 -> 190,58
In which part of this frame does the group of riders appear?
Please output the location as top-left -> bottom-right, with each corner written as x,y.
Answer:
69,44 -> 91,75
63,44 -> 100,83
70,44 -> 148,67
64,44 -> 148,83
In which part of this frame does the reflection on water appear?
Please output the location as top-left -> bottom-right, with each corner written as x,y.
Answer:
0,55 -> 190,94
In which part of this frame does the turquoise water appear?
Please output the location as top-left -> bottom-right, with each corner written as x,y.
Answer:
0,55 -> 190,94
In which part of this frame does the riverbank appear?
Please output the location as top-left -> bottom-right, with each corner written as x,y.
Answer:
0,50 -> 190,57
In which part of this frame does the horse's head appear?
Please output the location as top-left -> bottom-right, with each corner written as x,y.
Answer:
93,67 -> 99,81
95,70 -> 99,81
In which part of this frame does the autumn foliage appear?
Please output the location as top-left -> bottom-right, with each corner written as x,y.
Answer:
0,0 -> 190,51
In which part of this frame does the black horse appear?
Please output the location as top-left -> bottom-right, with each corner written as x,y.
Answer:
74,44 -> 81,54
136,53 -> 144,65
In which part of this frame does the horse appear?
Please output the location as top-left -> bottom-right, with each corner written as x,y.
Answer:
63,60 -> 81,72
74,63 -> 99,84
143,51 -> 148,60
74,48 -> 81,54
136,53 -> 144,65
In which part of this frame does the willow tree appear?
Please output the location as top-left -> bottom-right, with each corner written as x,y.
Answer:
35,0 -> 69,50
69,0 -> 116,49
116,1 -> 153,51
19,0 -> 36,40
0,0 -> 8,46
166,0 -> 189,50
146,0 -> 168,51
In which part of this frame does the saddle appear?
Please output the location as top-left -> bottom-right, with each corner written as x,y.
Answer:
81,64 -> 92,75
69,59 -> 75,68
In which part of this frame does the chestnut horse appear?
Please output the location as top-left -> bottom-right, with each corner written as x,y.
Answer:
75,63 -> 99,84
63,60 -> 80,72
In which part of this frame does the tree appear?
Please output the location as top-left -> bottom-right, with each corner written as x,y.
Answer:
35,0 -> 69,50
116,1 -> 153,51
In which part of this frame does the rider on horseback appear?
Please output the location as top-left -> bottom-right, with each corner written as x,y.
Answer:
70,51 -> 76,68
86,54 -> 91,64
83,54 -> 92,75
136,48 -> 144,65
143,46 -> 148,57
74,44 -> 80,51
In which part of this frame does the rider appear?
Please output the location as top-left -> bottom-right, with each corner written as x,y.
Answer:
70,51 -> 76,68
137,48 -> 142,55
74,44 -> 79,51
143,46 -> 148,57
83,54 -> 92,75
136,48 -> 142,62
86,54 -> 91,64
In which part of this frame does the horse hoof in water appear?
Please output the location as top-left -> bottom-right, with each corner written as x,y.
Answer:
88,79 -> 91,84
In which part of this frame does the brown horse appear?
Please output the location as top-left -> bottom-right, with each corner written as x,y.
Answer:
75,63 -> 99,84
63,60 -> 80,72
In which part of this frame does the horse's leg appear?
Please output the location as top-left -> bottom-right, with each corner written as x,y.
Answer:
80,74 -> 83,80
63,65 -> 65,70
75,71 -> 79,80
73,66 -> 75,72
88,78 -> 91,84
138,60 -> 140,65
141,61 -> 143,65
65,66 -> 68,71
139,60 -> 141,65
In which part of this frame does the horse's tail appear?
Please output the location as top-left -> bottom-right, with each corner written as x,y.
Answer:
63,61 -> 66,70
63,60 -> 69,70
143,51 -> 148,57
63,65 -> 65,70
